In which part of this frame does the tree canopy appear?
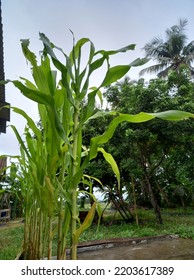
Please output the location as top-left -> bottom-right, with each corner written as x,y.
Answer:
84,67 -> 194,223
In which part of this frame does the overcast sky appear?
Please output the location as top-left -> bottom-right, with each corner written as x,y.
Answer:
1,0 -> 194,157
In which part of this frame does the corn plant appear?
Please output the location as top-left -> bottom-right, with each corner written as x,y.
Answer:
3,33 -> 194,260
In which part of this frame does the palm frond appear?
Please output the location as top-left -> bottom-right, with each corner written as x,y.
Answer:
139,63 -> 167,76
182,41 -> 194,56
157,66 -> 173,78
166,18 -> 188,38
143,36 -> 164,58
178,18 -> 188,32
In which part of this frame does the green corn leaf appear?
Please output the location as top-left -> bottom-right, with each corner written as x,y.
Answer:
78,190 -> 97,202
96,202 -> 103,229
9,82 -> 69,143
12,80 -> 54,106
10,125 -> 31,159
69,32 -> 95,68
39,55 -> 56,96
83,174 -> 103,188
98,147 -> 120,190
89,87 -> 103,108
100,65 -> 131,87
62,204 -> 71,236
39,33 -> 57,58
71,159 -> 87,191
21,39 -> 52,94
45,176 -> 55,196
54,88 -> 65,110
25,130 -> 36,160
21,39 -> 37,66
74,202 -> 96,245
89,56 -> 107,75
70,37 -> 91,62
88,44 -> 136,78
39,33 -> 75,104
95,44 -> 136,56
88,40 -> 95,65
129,57 -> 149,67
84,110 -> 117,125
0,80 -> 9,85
90,110 -> 194,160
77,41 -> 95,97
81,88 -> 98,124
20,77 -> 37,90
151,110 -> 194,121
11,107 -> 42,139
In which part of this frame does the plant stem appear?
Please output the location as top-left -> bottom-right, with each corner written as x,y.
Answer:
48,217 -> 52,260
70,106 -> 80,260
57,198 -> 63,259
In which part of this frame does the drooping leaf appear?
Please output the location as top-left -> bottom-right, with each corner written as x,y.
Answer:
83,174 -> 103,188
129,57 -> 150,67
20,77 -> 37,90
74,202 -> 96,245
11,107 -> 42,139
12,80 -> 54,106
98,147 -> 120,190
21,39 -> 37,66
10,125 -> 31,159
90,110 -> 194,159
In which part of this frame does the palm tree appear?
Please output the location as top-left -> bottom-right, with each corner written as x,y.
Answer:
139,18 -> 194,78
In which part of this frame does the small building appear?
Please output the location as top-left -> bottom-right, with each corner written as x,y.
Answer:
0,0 -> 10,134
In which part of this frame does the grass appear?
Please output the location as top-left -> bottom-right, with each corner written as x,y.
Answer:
0,207 -> 194,259
0,225 -> 23,260
80,207 -> 194,242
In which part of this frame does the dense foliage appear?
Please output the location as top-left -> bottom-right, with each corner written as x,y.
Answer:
84,67 -> 194,223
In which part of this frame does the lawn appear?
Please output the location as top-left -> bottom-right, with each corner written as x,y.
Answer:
0,207 -> 194,260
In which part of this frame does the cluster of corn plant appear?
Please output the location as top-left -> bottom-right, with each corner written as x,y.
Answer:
3,33 -> 194,260
4,34 -> 146,259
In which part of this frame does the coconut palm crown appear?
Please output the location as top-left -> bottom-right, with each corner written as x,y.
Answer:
139,18 -> 194,78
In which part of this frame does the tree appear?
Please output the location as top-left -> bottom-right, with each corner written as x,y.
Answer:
139,19 -> 194,78
102,69 -> 194,222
